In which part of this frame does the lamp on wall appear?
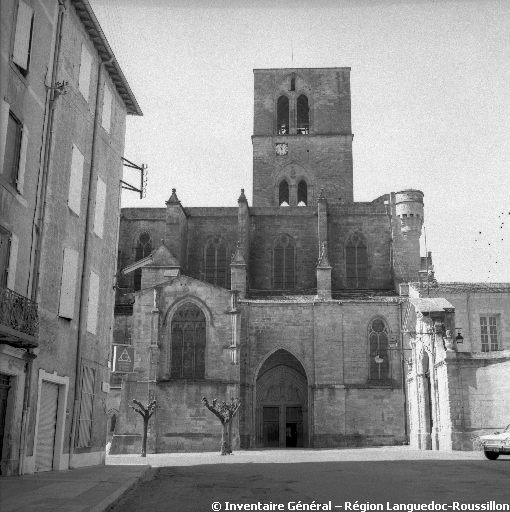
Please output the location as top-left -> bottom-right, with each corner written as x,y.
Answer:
455,330 -> 464,344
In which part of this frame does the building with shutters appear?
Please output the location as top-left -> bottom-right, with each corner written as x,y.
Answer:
110,68 -> 509,455
0,0 -> 141,475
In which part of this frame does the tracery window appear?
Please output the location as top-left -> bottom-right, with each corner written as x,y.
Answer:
345,233 -> 368,288
297,95 -> 309,134
297,180 -> 307,206
273,234 -> 295,290
170,303 -> 206,379
369,318 -> 389,380
277,96 -> 289,134
279,180 -> 290,206
133,232 -> 152,291
205,236 -> 229,288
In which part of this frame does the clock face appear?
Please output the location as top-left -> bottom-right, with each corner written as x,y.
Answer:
275,143 -> 288,156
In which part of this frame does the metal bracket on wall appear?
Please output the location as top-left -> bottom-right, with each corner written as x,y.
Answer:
121,157 -> 147,198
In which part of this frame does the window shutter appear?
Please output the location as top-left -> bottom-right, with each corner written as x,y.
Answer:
86,271 -> 100,334
0,100 -> 10,174
68,144 -> 84,215
13,1 -> 34,71
6,234 -> 19,291
93,177 -> 106,238
59,247 -> 79,319
102,85 -> 112,133
78,44 -> 92,101
16,125 -> 28,194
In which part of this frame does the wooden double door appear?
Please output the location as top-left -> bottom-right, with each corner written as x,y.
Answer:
262,405 -> 303,448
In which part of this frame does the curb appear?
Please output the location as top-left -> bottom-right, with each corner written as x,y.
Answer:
89,465 -> 152,512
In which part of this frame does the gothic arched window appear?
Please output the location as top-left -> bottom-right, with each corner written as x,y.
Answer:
369,318 -> 389,380
170,303 -> 206,379
297,95 -> 309,134
273,234 -> 295,290
133,232 -> 152,291
279,180 -> 290,206
290,77 -> 295,91
345,233 -> 368,288
297,180 -> 307,206
277,95 -> 289,134
205,236 -> 229,288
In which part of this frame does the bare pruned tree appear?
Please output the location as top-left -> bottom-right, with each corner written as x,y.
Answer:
129,398 -> 157,457
202,397 -> 241,455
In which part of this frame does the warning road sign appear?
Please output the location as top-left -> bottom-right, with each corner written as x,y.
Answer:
112,345 -> 135,373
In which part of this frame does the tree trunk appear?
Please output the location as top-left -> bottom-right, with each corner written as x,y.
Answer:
141,416 -> 148,457
227,415 -> 233,454
220,421 -> 229,455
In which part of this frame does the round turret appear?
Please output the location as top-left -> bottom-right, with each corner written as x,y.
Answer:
395,189 -> 424,236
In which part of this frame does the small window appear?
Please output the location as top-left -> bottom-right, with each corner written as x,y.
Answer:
12,1 -> 35,76
78,44 -> 92,101
273,234 -> 295,290
279,180 -> 289,206
93,177 -> 106,238
68,144 -> 85,215
480,316 -> 498,352
297,95 -> 309,135
0,227 -> 11,288
133,232 -> 152,291
170,303 -> 206,379
277,95 -> 289,134
346,233 -> 368,288
102,84 -> 112,133
205,236 -> 229,288
290,77 -> 295,91
369,318 -> 390,380
297,180 -> 307,206
86,271 -> 100,334
4,112 -> 23,188
59,247 -> 79,319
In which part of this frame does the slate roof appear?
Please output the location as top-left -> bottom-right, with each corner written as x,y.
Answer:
410,282 -> 510,293
245,289 -> 400,303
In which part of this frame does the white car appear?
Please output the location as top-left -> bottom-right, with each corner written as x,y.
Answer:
480,424 -> 510,460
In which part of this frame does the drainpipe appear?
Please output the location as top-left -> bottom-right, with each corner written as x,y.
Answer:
68,55 -> 113,468
18,0 -> 67,476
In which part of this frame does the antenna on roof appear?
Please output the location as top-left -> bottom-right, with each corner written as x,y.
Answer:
291,39 -> 294,65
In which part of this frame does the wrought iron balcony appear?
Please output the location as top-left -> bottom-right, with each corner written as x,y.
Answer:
0,286 -> 39,348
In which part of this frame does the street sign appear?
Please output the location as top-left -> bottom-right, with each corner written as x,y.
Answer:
112,345 -> 135,373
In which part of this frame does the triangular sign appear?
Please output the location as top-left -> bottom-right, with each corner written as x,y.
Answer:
118,349 -> 132,362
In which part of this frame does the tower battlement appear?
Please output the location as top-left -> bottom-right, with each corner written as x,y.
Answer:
395,189 -> 424,237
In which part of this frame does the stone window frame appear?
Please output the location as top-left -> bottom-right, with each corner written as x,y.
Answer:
479,314 -> 500,352
367,316 -> 391,382
168,301 -> 207,380
344,231 -> 370,289
132,231 -> 153,291
203,235 -> 231,289
272,233 -> 296,290
273,74 -> 313,135
272,163 -> 315,207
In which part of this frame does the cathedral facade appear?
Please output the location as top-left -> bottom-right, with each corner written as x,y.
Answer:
110,68 -> 435,453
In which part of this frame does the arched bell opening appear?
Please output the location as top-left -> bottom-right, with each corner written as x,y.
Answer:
255,349 -> 309,448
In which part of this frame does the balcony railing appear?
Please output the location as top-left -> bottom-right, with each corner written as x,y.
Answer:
0,286 -> 39,348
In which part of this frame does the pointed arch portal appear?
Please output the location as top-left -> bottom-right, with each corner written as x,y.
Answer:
255,349 -> 308,447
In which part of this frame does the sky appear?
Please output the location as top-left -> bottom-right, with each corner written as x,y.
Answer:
91,0 -> 509,283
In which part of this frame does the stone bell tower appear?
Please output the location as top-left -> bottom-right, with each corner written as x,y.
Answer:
252,68 -> 354,207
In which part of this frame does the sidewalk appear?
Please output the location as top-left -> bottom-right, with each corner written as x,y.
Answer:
0,464 -> 151,512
